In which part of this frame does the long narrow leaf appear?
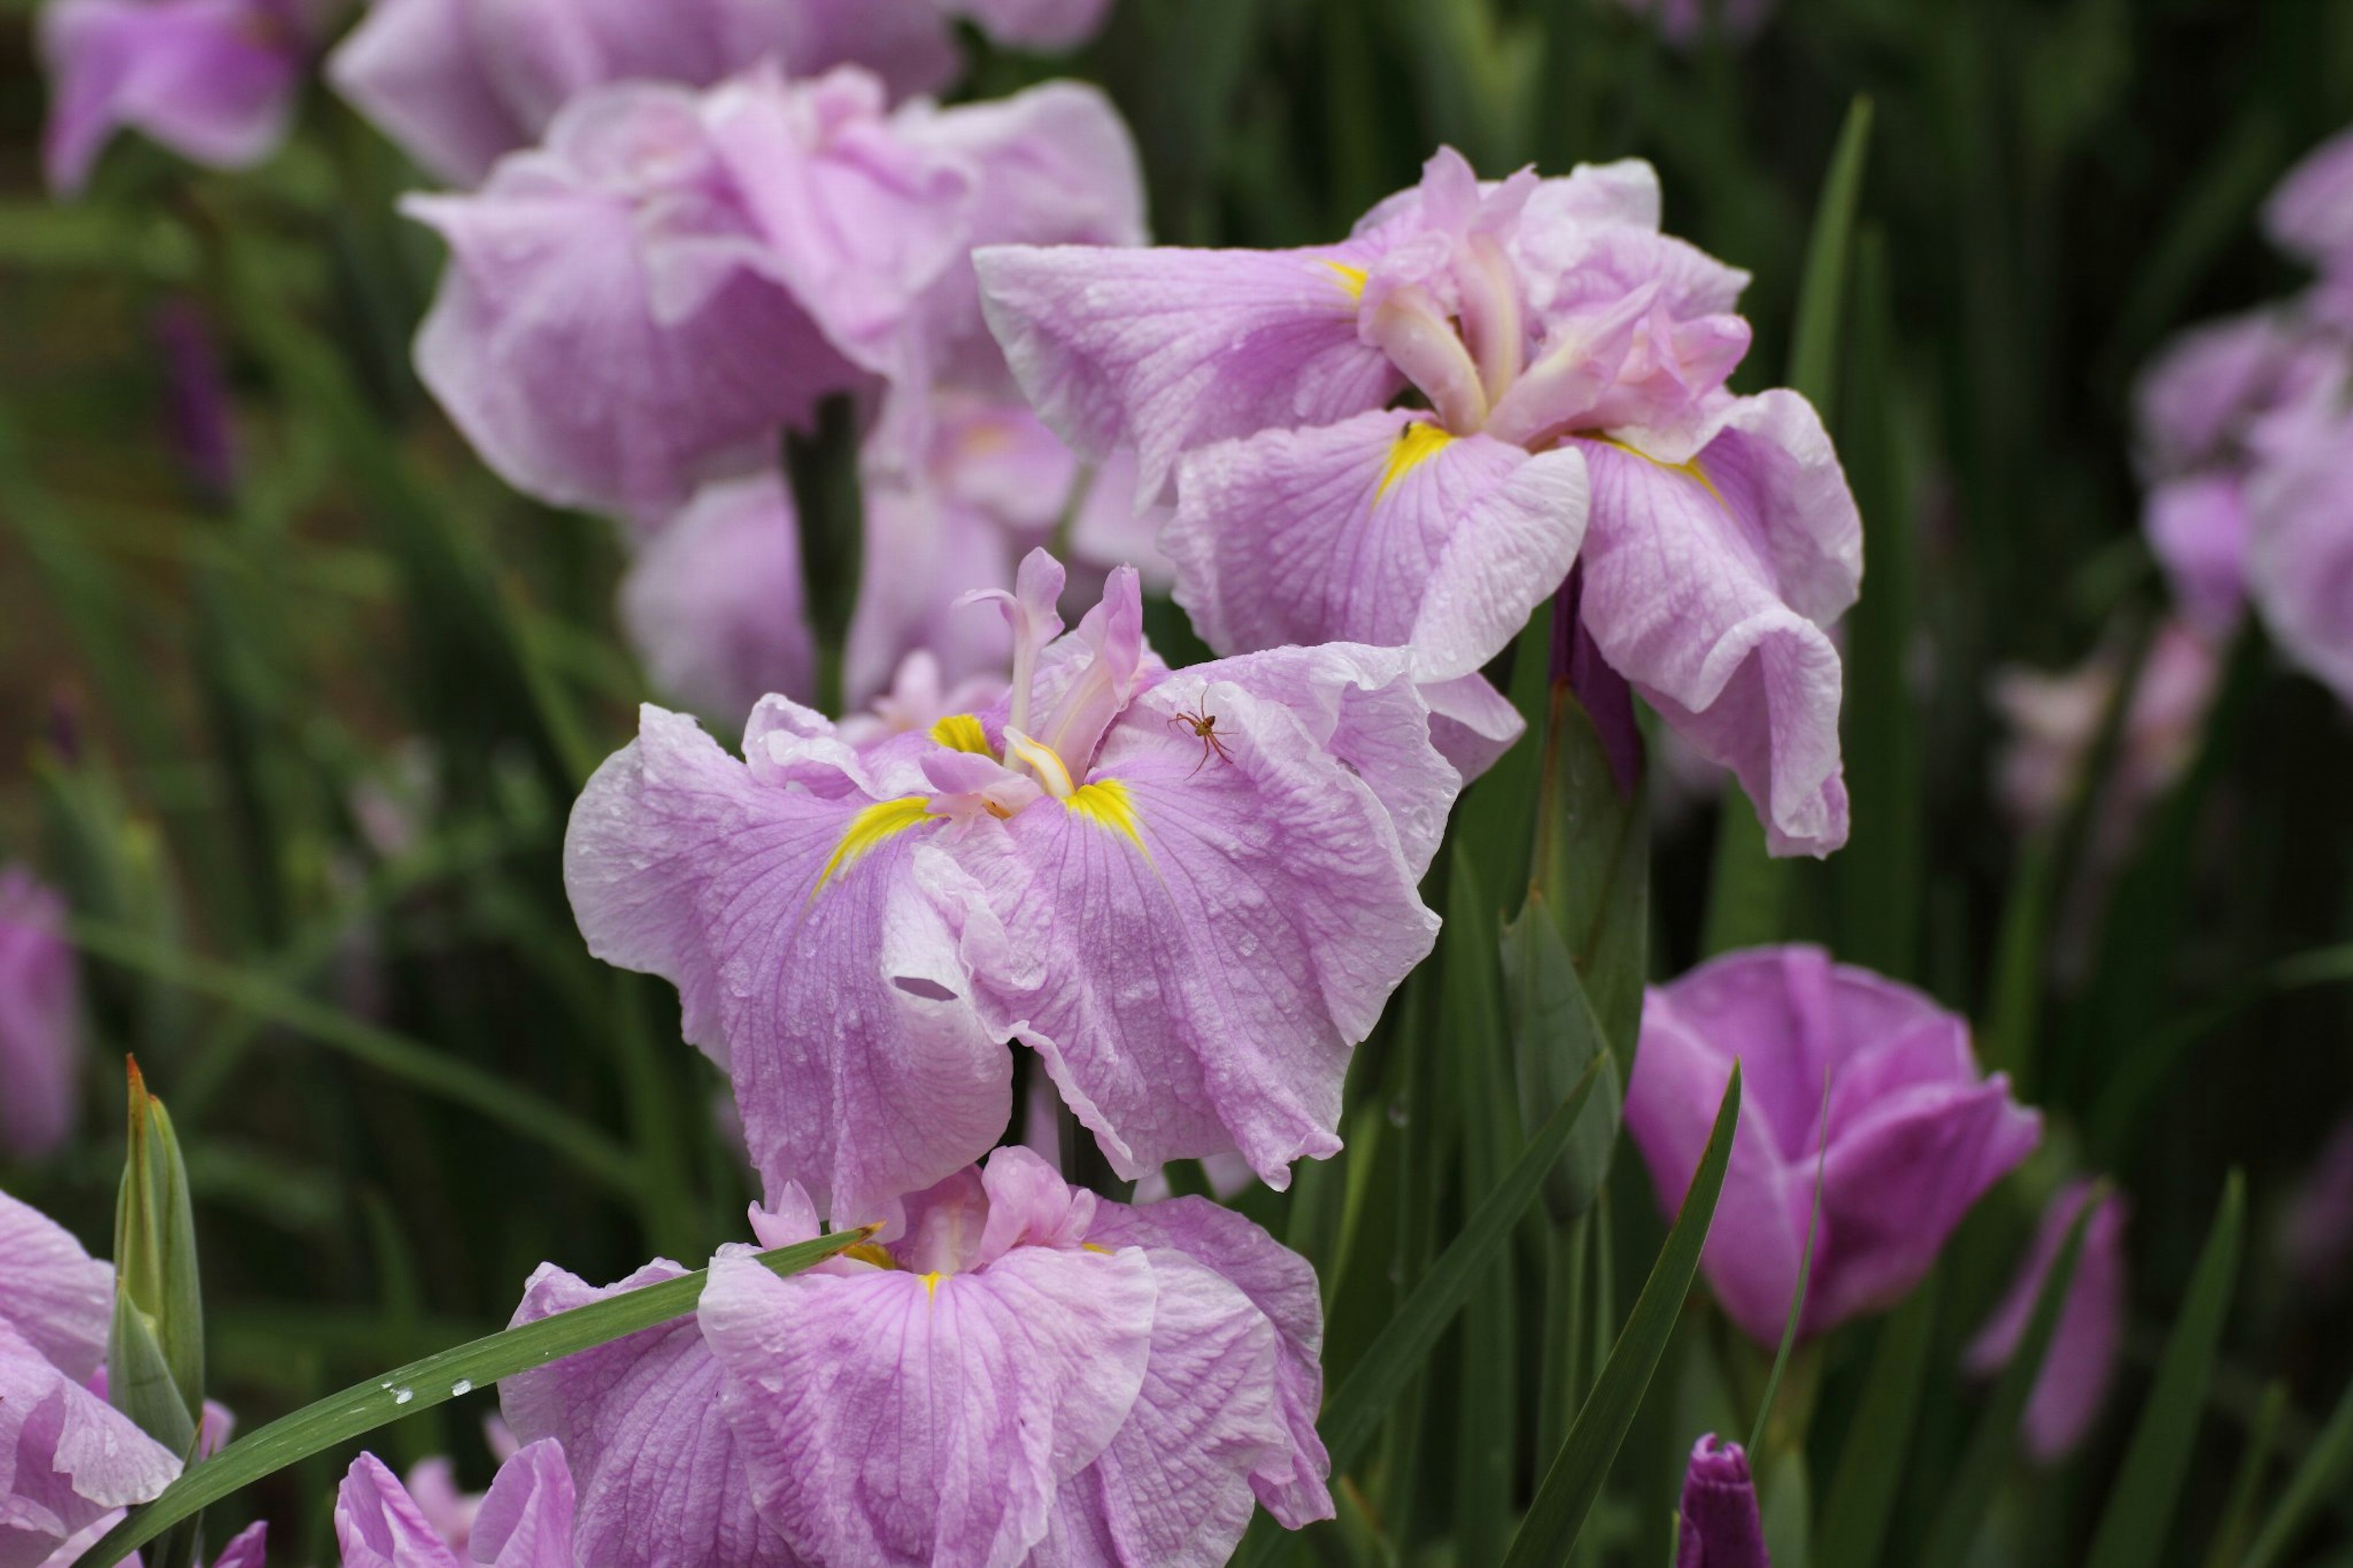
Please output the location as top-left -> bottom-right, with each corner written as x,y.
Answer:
1748,1074 -> 1830,1456
72,1231 -> 869,1568
2203,1382 -> 2286,1568
2241,1369 -> 2353,1568
1788,96 -> 1876,414
2083,1173 -> 2244,1568
1816,1276 -> 1940,1568
1500,1064 -> 1744,1568
1916,1196 -> 2102,1568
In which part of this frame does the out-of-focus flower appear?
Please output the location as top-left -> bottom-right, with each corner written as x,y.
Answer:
328,0 -> 960,186
1990,618 -> 2221,839
151,299 -> 239,501
620,471 -> 816,724
2245,409 -> 2353,708
1675,1436 -> 1767,1568
1615,0 -> 1775,49
337,1438 -> 578,1568
566,550 -> 1458,1222
2284,1112 -> 2353,1293
1965,1181 -> 2129,1463
1,1191 -> 183,1568
1,866 -> 82,1162
2266,126 -> 2353,314
403,1417 -> 521,1555
1624,945 -> 2041,1346
502,1145 -> 1330,1568
836,650 -> 1006,746
330,0 -> 1120,187
979,148 -> 1861,854
39,0 -> 311,195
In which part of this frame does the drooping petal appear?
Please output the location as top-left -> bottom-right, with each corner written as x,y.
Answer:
563,703 -> 1008,1222
0,1190 -> 112,1385
1571,392 -> 1861,857
502,1259 -> 785,1568
0,1317 -> 181,1568
1166,412 -> 1589,683
974,242 -> 1403,505
1032,1251 -> 1289,1568
1083,1197 -> 1333,1528
326,0 -> 535,186
336,1453 -> 466,1568
620,471 -> 816,721
1965,1183 -> 2128,1463
1419,672 -> 1528,787
404,82 -> 857,525
2246,419 -> 2353,708
941,647 -> 1449,1187
40,0 -> 300,195
699,1244 -> 1156,1568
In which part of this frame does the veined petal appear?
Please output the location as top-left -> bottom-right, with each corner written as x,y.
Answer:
468,1441 -> 581,1568
563,704 -> 1007,1222
0,1191 -> 113,1386
1420,672 -> 1528,786
1,1318 -> 181,1568
336,1453 -> 466,1568
974,242 -> 1404,505
1572,392 -> 1862,857
1166,411 -> 1588,683
943,652 -> 1447,1187
700,1245 -> 1156,1568
501,1262 -> 781,1568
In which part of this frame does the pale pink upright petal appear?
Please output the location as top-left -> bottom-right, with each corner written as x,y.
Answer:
1572,392 -> 1860,856
563,705 -> 1008,1222
466,1439 -> 580,1568
41,0 -> 301,195
208,1521 -> 269,1568
974,242 -> 1403,504
699,1245 -> 1156,1568
499,1262 -> 786,1568
621,471 -> 815,721
1165,411 -> 1589,682
336,1453 -> 465,1568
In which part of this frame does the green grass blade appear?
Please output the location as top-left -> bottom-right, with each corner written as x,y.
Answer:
1500,1064 -> 1743,1568
2241,1370 -> 2353,1568
2203,1381 -> 2286,1568
2083,1173 -> 2245,1568
1788,95 -> 1876,415
1815,1276 -> 1940,1568
72,1231 -> 870,1568
1916,1195 -> 2102,1568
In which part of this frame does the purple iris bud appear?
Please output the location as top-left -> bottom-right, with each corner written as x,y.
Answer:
1676,1435 -> 1769,1568
0,866 -> 82,1164
1965,1182 -> 2129,1463
496,1146 -> 1330,1568
1624,945 -> 2041,1346
0,1190 -> 184,1566
566,549 -> 1459,1224
39,0 -> 309,195
978,145 -> 1862,853
153,298 -> 240,501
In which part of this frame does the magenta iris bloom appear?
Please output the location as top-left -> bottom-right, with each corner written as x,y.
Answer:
1964,1181 -> 2128,1463
1675,1436 -> 1767,1568
0,1191 -> 182,1568
566,550 -> 1458,1222
977,148 -> 1863,855
0,868 -> 81,1162
39,0 -> 309,195
501,1145 -> 1330,1568
1624,946 -> 2041,1346
337,1440 -> 579,1568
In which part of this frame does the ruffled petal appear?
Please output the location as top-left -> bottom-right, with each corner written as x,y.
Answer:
700,1245 -> 1156,1568
1166,411 -> 1589,682
0,1190 -> 113,1385
40,0 -> 299,195
563,704 -> 1008,1222
942,648 -> 1447,1186
501,1264 -> 775,1568
974,242 -> 1403,504
1571,392 -> 1860,856
1420,672 -> 1528,786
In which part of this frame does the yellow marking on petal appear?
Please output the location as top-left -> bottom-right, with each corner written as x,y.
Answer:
1586,435 -> 1729,510
841,1242 -> 895,1269
930,713 -> 993,756
1082,1243 -> 1113,1255
1324,260 -> 1368,298
1376,421 -> 1456,501
1067,778 -> 1149,860
814,797 -> 931,896
921,1271 -> 944,1297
